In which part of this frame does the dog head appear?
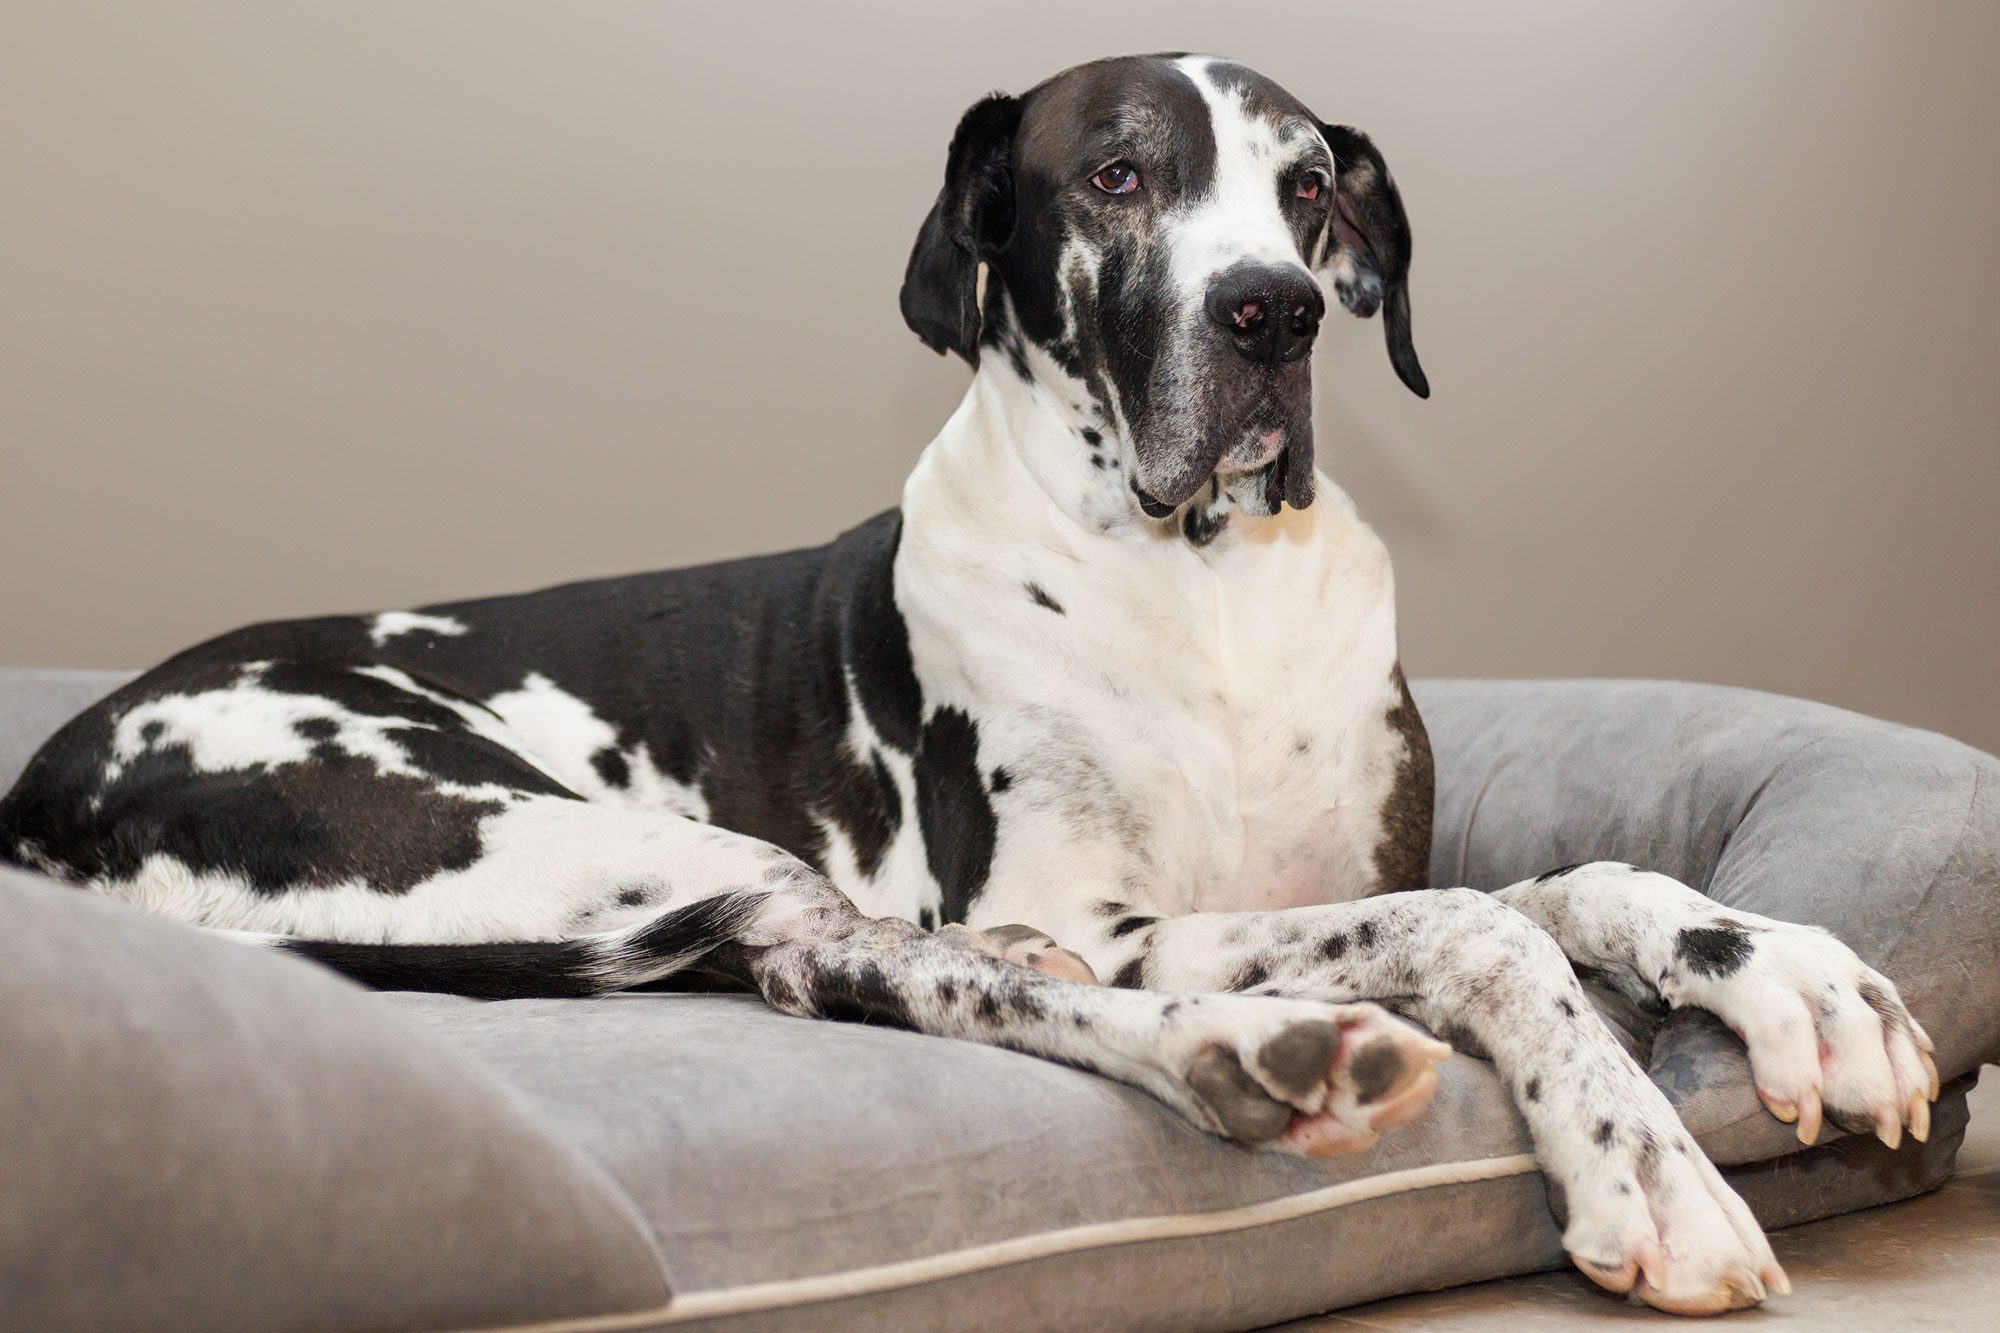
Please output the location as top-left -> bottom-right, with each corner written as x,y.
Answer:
901,54 -> 1427,520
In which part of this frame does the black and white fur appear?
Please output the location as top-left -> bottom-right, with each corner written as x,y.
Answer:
0,54 -> 1935,1317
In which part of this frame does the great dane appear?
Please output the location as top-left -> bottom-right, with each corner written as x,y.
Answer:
0,54 -> 1935,1316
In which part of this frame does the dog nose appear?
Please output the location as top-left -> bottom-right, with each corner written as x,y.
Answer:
1206,265 -> 1324,365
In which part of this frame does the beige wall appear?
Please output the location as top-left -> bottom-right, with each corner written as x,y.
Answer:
5,2 -> 1997,751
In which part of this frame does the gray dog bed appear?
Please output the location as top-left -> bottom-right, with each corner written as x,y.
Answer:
1,668 -> 1995,1332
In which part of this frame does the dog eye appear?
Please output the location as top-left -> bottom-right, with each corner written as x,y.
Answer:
1091,162 -> 1141,195
1295,170 -> 1327,201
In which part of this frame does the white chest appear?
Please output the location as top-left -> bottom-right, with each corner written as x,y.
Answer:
896,471 -> 1410,928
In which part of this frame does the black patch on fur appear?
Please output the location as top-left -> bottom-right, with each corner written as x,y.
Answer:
1356,921 -> 1379,950
1536,862 -> 1587,884
591,746 -> 631,788
918,906 -> 937,931
1595,1119 -> 1616,1147
1181,504 -> 1227,547
804,956 -> 914,1028
1371,666 -> 1433,893
389,725 -> 574,798
1524,1077 -> 1541,1103
1676,923 -> 1755,979
989,767 -> 1012,793
292,717 -> 338,741
616,886 -> 650,908
1321,933 -> 1350,961
1230,960 -> 1271,992
913,707 -> 997,924
1110,955 -> 1147,989
1024,582 -> 1066,615
1557,996 -> 1578,1018
822,746 -> 903,881
1109,915 -> 1158,938
1080,428 -> 1102,446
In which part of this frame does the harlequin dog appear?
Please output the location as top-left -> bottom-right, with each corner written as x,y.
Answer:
0,54 -> 1936,1316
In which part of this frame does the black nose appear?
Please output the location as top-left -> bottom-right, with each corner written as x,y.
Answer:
1205,264 -> 1324,365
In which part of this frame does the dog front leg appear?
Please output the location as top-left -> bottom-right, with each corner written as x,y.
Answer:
1495,862 -> 1937,1147
1075,892 -> 1788,1315
715,866 -> 1446,1157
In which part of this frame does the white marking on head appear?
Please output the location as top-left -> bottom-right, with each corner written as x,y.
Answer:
1165,56 -> 1325,303
368,611 -> 469,647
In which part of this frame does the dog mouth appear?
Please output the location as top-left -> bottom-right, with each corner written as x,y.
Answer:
1130,364 -> 1314,520
1131,434 -> 1303,520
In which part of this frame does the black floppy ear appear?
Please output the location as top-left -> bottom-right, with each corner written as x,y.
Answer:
1319,124 -> 1429,399
899,94 -> 1021,363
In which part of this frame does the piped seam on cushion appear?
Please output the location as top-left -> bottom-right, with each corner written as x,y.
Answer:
465,1153 -> 1538,1331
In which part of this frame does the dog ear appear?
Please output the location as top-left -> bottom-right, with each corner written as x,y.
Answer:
1318,124 -> 1429,399
900,94 -> 1022,363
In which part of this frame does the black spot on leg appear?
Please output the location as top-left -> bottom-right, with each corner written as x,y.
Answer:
1557,996 -> 1578,1018
1356,921 -> 1378,950
615,886 -> 650,908
1024,582 -> 1066,615
761,970 -> 800,1012
1080,428 -> 1102,446
1524,1077 -> 1541,1103
989,767 -> 1012,793
1595,1119 -> 1616,1147
591,746 -> 631,788
807,957 -> 914,1028
1321,933 -> 1350,961
1229,960 -> 1271,992
1676,923 -> 1755,978
917,906 -> 937,931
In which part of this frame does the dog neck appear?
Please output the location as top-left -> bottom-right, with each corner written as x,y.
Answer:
911,351 -> 1314,558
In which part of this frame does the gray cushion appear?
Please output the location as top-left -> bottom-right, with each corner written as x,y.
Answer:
388,993 -> 1974,1333
2,667 -> 1995,1331
0,865 -> 672,1333
1419,679 -> 2000,1162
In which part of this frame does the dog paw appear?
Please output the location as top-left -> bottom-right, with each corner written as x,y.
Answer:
1564,1126 -> 1789,1315
1668,917 -> 1937,1149
936,921 -> 1102,985
1174,998 -> 1450,1156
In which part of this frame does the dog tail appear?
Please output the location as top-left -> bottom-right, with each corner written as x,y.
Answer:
266,890 -> 772,999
